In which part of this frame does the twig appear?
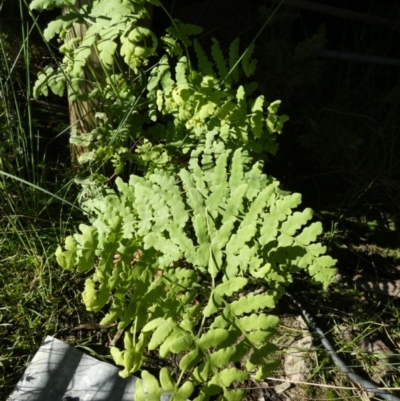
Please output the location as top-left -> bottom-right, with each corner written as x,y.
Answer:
71,322 -> 117,331
109,329 -> 124,347
30,98 -> 68,111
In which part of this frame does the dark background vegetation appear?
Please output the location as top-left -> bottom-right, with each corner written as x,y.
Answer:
1,0 -> 400,399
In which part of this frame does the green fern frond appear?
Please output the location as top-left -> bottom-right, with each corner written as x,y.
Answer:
228,38 -> 240,83
211,38 -> 229,80
44,1 -> 340,395
167,20 -> 203,47
241,43 -> 258,77
194,39 -> 214,76
56,145 -> 337,398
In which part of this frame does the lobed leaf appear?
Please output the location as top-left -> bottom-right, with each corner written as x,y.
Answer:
214,277 -> 248,297
170,334 -> 195,354
194,39 -> 214,75
55,237 -> 77,271
228,38 -> 240,83
223,389 -> 247,401
209,345 -> 247,367
211,38 -> 228,79
247,330 -> 275,345
180,347 -> 202,371
209,367 -> 248,387
175,381 -> 195,401
229,149 -> 244,189
254,360 -> 280,381
148,320 -> 174,351
30,0 -> 65,10
296,221 -> 323,245
203,293 -> 223,317
230,294 -> 275,315
159,329 -> 182,358
191,361 -> 212,384
160,367 -> 175,391
199,328 -> 230,350
238,314 -> 279,331
241,43 -> 257,77
140,370 -> 164,401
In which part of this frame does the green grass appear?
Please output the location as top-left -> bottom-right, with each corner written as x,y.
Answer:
0,229 -> 109,398
0,245 -> 77,394
0,7 -> 100,399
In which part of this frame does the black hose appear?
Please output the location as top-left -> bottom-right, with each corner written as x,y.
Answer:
285,291 -> 400,401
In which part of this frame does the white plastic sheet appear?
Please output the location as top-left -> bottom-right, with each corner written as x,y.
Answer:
8,336 -> 139,401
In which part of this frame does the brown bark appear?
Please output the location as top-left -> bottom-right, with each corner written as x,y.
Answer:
63,0 -> 104,169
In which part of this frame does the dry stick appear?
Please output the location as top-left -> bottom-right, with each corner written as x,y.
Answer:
109,329 -> 124,348
30,98 -> 69,111
285,291 -> 400,401
71,322 -> 117,330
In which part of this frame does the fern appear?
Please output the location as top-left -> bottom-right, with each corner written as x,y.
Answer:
30,0 -> 157,98
29,0 -> 64,10
34,1 -> 338,398
32,0 -> 288,177
193,39 -> 214,76
166,20 -> 203,48
228,38 -> 241,84
145,41 -> 289,169
57,145 -> 337,400
241,44 -> 258,77
211,38 -> 229,81
33,66 -> 66,98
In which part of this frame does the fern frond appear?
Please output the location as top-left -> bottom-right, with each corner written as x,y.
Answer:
167,20 -> 203,47
194,39 -> 214,76
228,38 -> 240,83
211,38 -> 229,80
241,43 -> 258,77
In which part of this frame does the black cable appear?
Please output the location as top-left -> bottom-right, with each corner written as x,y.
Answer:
285,291 -> 400,401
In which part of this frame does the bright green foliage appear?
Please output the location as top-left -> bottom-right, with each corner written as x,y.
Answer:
33,66 -> 66,97
135,369 -> 195,401
56,145 -> 337,400
34,0 -> 337,398
30,0 -> 156,74
29,0 -> 64,10
30,0 -> 163,174
145,38 -> 288,166
31,0 -> 288,178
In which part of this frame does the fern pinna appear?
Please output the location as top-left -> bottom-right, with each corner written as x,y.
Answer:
56,144 -> 336,401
